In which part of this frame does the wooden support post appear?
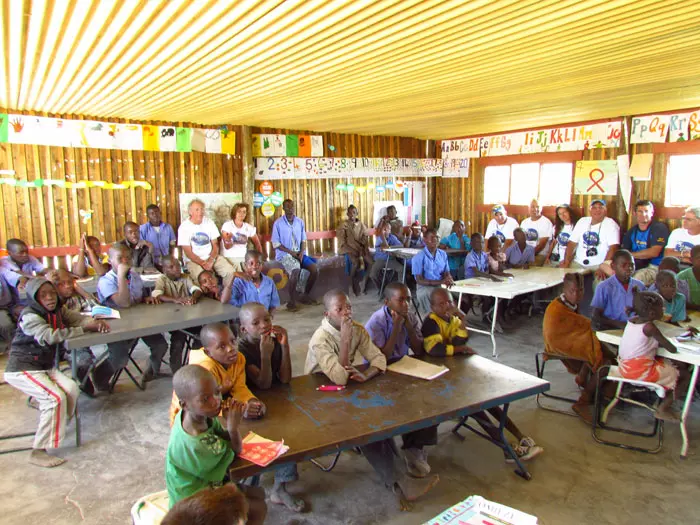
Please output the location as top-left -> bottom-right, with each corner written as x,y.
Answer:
241,125 -> 255,225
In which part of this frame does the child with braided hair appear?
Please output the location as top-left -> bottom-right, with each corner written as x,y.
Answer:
617,289 -> 687,421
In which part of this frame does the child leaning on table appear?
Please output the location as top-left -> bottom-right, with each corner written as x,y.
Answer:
617,290 -> 689,421
152,255 -> 203,374
237,302 -> 306,513
165,365 -> 267,523
423,287 -> 543,463
3,278 -> 109,468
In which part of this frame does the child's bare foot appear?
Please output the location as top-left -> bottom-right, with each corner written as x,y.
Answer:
572,402 -> 593,424
270,486 -> 305,512
395,474 -> 439,502
29,449 -> 65,468
655,408 -> 681,422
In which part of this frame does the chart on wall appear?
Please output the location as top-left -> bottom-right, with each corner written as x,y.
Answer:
253,157 -> 443,180
178,193 -> 243,229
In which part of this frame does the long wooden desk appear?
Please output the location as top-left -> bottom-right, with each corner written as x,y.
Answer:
231,355 -> 550,480
449,267 -> 588,357
596,313 -> 700,458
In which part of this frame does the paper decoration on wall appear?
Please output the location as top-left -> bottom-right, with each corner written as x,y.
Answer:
79,209 -> 94,224
630,115 -> 671,143
261,201 -> 276,217
336,183 -> 347,191
253,134 -> 324,157
176,127 -> 192,152
253,192 -> 265,207
253,157 -> 444,180
617,154 -> 632,213
0,178 -> 152,190
115,123 -> 144,150
311,136 -> 324,157
442,158 -> 470,178
328,144 -> 336,152
356,186 -> 366,193
376,185 -> 385,193
269,192 -> 284,206
260,181 -> 274,196
220,128 -> 235,155
298,135 -> 311,156
629,153 -> 654,181
395,180 -> 405,192
251,134 -> 262,156
346,183 -> 355,192
574,160 -> 618,195
385,180 -> 394,189
205,129 -> 222,154
191,129 -> 206,152
142,125 -> 159,151
159,126 -> 177,152
0,114 -> 7,142
285,135 -> 299,157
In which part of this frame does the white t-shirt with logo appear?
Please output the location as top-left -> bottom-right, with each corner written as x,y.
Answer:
553,223 -> 575,261
520,216 -> 554,253
220,220 -> 256,258
666,228 -> 700,254
177,217 -> 220,262
485,216 -> 519,244
569,216 -> 620,267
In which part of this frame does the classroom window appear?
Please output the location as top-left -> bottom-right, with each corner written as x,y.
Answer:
484,162 -> 572,205
665,154 -> 700,207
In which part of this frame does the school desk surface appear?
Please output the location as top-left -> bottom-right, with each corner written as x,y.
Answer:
231,355 -> 549,480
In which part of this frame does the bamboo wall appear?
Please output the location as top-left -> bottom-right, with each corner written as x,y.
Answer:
252,127 -> 434,252
0,110 -> 244,248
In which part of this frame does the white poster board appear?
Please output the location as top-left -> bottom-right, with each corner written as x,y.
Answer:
373,200 -> 405,229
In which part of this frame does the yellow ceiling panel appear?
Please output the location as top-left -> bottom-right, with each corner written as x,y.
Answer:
3,0 -> 700,139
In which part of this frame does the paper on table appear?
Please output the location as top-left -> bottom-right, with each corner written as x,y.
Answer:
240,432 -> 289,467
89,306 -> 121,319
388,356 -> 449,380
139,273 -> 162,282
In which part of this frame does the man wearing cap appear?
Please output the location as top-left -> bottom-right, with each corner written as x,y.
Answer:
665,205 -> 700,265
520,199 -> 553,266
485,205 -> 519,248
561,199 -> 620,278
598,200 -> 668,286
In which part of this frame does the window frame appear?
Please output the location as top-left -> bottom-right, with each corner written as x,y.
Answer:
483,161 -> 573,206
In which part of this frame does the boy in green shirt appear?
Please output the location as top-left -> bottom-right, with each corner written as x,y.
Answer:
165,365 -> 267,524
677,245 -> 700,308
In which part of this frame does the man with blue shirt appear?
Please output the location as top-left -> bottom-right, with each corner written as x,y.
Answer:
140,204 -> 177,266
439,220 -> 471,279
221,250 -> 280,314
271,199 -> 318,311
591,249 -> 645,331
94,244 -> 168,390
412,229 -> 453,316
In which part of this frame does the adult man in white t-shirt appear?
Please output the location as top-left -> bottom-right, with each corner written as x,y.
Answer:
520,199 -> 553,266
177,199 -> 235,281
562,199 -> 620,279
485,204 -> 519,248
665,205 -> 700,265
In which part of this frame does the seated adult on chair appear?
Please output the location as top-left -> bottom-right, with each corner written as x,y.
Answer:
591,250 -> 645,331
117,221 -> 156,271
664,205 -> 700,265
485,205 -> 519,249
520,199 -> 553,266
305,289 -> 439,505
95,244 -> 168,389
4,278 -> 109,467
370,220 -> 404,290
271,199 -> 318,311
337,204 -> 373,296
543,273 -> 613,422
412,229 -> 453,316
177,199 -> 235,282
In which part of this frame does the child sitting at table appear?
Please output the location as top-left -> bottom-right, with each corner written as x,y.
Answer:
461,233 -> 504,316
423,288 -> 543,462
48,269 -> 101,392
618,290 -> 687,421
649,257 -> 690,304
651,270 -> 688,325
439,220 -> 471,280
412,229 -> 453,316
0,238 -> 47,299
305,289 -> 440,505
153,256 -> 203,374
592,249 -> 646,331
505,228 -> 535,269
197,270 -> 222,300
72,234 -> 110,277
237,302 -> 305,512
4,278 -> 109,467
370,220 -> 404,290
169,322 -> 265,426
220,250 -> 280,315
95,244 -> 168,389
165,365 -> 267,523
162,484 -> 249,525
486,236 -> 512,278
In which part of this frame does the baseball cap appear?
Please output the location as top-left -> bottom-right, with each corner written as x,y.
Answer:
492,204 -> 507,215
590,199 -> 607,207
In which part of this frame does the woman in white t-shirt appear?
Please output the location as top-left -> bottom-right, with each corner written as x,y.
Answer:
485,204 -> 519,248
221,202 -> 265,270
544,204 -> 579,267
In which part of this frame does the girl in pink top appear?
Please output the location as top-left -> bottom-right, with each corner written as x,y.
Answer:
486,236 -> 511,277
618,291 -> 683,421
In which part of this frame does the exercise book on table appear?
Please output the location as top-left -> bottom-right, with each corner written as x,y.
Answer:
424,495 -> 538,525
387,356 -> 449,380
83,305 -> 121,319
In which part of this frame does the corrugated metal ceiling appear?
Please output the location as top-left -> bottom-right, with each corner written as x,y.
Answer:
3,0 -> 700,139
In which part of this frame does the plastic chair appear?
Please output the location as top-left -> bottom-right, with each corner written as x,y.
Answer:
131,490 -> 169,525
535,352 -> 589,416
592,365 -> 664,454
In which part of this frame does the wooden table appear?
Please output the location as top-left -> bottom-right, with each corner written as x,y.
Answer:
449,267 -> 588,357
596,314 -> 700,458
230,355 -> 549,480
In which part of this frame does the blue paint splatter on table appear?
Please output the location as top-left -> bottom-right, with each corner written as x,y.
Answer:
317,390 -> 395,409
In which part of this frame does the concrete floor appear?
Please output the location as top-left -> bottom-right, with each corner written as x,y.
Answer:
1,291 -> 699,525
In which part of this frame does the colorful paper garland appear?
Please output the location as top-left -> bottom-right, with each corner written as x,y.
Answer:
0,178 -> 152,190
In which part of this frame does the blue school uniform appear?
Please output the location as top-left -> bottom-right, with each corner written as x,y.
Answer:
374,234 -> 403,261
591,276 -> 646,323
464,250 -> 489,278
439,233 -> 471,272
97,269 -> 145,307
411,247 -> 449,280
228,275 -> 280,311
504,243 -> 535,267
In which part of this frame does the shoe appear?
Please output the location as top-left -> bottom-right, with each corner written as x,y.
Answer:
138,364 -> 155,389
403,447 -> 430,478
91,359 -> 115,392
504,437 -> 543,463
394,474 -> 439,501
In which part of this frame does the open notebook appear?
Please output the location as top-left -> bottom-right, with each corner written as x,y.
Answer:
387,356 -> 449,380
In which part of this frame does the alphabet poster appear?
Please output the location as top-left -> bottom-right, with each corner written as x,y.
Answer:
574,160 -> 618,195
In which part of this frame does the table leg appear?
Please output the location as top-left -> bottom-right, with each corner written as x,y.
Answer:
457,292 -> 463,310
401,259 -> 407,283
680,363 -> 699,458
71,345 -> 78,381
378,256 -> 390,298
490,298 -> 499,358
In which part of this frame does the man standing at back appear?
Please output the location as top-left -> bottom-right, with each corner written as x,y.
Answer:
271,199 -> 319,311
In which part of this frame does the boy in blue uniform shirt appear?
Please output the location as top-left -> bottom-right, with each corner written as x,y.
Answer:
592,249 -> 645,330
221,250 -> 280,314
439,220 -> 471,279
370,221 -> 404,289
504,228 -> 535,269
412,229 -> 453,316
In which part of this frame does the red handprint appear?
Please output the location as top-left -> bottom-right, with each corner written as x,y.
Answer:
11,118 -> 24,132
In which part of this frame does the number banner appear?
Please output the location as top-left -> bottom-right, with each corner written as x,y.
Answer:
254,157 -> 444,180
